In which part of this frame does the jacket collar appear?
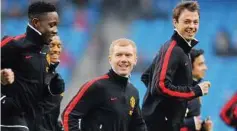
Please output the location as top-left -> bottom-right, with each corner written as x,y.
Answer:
108,69 -> 129,87
171,30 -> 198,53
192,78 -> 202,86
26,24 -> 47,46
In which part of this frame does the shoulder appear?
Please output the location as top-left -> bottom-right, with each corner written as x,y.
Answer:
167,42 -> 183,54
1,34 -> 26,49
84,74 -> 110,90
161,40 -> 182,54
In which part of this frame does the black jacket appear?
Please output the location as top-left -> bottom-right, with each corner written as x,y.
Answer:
220,92 -> 237,128
62,69 -> 147,131
181,80 -> 202,131
1,26 -> 49,128
141,30 -> 203,131
38,95 -> 63,131
38,62 -> 64,131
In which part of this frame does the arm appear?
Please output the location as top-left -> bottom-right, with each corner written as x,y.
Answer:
153,45 -> 202,100
220,92 -> 237,127
141,55 -> 158,88
38,95 -> 63,114
62,82 -> 101,131
183,117 -> 196,130
1,94 -> 22,116
45,62 -> 65,96
47,73 -> 65,96
141,65 -> 152,88
1,38 -> 22,113
129,98 -> 147,131
1,36 -> 19,69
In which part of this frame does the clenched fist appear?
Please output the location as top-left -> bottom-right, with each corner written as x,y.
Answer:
1,69 -> 14,85
194,116 -> 203,131
198,81 -> 211,95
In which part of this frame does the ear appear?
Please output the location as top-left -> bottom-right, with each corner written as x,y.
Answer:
173,18 -> 178,29
134,56 -> 137,66
31,18 -> 40,29
108,55 -> 112,63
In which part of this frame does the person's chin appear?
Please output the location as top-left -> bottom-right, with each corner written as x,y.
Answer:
184,36 -> 193,41
117,70 -> 129,76
51,60 -> 58,63
198,75 -> 204,79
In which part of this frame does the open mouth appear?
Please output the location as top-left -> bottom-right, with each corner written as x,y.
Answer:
119,64 -> 129,70
185,29 -> 196,36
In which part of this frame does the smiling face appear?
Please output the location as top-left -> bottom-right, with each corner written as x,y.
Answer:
173,9 -> 199,40
48,36 -> 62,63
32,12 -> 59,43
172,2 -> 200,40
192,54 -> 207,79
108,39 -> 137,77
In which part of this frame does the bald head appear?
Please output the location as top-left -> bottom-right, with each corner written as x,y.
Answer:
109,38 -> 137,56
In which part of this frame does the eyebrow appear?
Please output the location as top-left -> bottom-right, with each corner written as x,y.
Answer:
51,42 -> 61,45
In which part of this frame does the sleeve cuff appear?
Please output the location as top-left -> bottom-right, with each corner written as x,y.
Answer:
192,85 -> 203,97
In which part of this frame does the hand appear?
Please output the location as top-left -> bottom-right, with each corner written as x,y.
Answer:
198,81 -> 211,96
194,116 -> 202,131
203,117 -> 213,131
49,73 -> 65,95
1,69 -> 14,85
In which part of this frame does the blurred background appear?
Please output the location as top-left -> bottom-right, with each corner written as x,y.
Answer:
1,0 -> 237,130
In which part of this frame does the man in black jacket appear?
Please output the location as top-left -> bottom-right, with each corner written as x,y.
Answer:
38,36 -> 64,131
1,1 -> 60,131
141,2 -> 211,131
180,49 -> 213,131
62,38 -> 147,131
220,92 -> 237,128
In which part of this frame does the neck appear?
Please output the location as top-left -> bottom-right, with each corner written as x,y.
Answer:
193,77 -> 199,82
174,29 -> 192,47
111,66 -> 129,78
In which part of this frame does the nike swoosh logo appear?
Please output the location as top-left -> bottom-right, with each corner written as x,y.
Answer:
110,97 -> 117,101
25,55 -> 33,59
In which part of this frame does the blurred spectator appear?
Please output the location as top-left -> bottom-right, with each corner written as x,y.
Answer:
140,0 -> 169,20
214,28 -> 230,55
72,0 -> 89,7
1,0 -> 28,18
232,23 -> 237,54
100,0 -> 140,20
214,28 -> 237,56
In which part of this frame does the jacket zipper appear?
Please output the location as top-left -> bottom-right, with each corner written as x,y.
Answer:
99,124 -> 103,130
40,51 -> 46,92
122,85 -> 126,104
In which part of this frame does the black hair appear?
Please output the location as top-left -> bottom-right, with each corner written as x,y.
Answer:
190,49 -> 204,65
28,1 -> 56,19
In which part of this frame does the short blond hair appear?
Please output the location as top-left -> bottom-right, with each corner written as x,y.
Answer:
109,38 -> 137,56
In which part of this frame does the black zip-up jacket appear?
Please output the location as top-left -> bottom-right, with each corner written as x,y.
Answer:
38,62 -> 64,131
38,95 -> 63,131
62,69 -> 147,131
1,26 -> 49,128
220,92 -> 237,128
141,30 -> 203,131
181,80 -> 202,131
